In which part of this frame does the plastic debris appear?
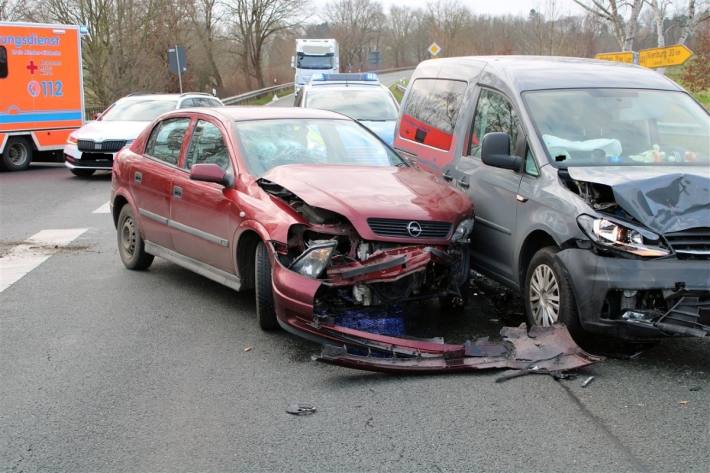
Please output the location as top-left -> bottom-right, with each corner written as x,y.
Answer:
244,346 -> 253,352
581,376 -> 595,388
286,403 -> 317,416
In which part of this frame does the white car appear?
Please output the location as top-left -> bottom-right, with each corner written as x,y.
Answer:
64,93 -> 224,177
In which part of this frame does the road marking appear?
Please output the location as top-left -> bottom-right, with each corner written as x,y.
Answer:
93,201 -> 110,214
0,228 -> 88,293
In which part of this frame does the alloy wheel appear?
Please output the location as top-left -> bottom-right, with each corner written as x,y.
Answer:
529,263 -> 560,326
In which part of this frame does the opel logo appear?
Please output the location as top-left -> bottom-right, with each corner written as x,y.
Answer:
407,221 -> 423,237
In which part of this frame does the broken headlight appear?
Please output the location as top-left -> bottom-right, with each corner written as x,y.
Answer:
451,218 -> 475,243
290,240 -> 338,278
577,215 -> 669,257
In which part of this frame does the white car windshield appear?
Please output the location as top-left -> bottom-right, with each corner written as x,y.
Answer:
306,88 -> 399,121
101,99 -> 178,122
233,119 -> 404,177
524,89 -> 709,167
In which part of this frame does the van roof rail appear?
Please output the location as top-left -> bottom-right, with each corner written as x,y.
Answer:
180,92 -> 214,97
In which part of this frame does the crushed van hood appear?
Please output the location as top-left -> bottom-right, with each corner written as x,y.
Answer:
567,166 -> 710,234
261,163 -> 471,224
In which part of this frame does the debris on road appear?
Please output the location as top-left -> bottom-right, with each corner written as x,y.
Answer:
689,386 -> 701,392
286,403 -> 317,416
582,376 -> 595,388
244,346 -> 253,352
678,400 -> 689,406
315,323 -> 601,375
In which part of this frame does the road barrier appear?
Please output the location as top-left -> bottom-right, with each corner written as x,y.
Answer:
221,66 -> 415,106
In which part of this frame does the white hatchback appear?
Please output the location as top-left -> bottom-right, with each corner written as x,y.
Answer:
64,93 -> 223,177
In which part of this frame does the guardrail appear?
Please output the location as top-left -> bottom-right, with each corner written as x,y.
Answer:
221,66 -> 415,106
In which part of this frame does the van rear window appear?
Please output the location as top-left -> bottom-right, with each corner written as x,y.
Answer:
0,46 -> 8,79
399,78 -> 467,150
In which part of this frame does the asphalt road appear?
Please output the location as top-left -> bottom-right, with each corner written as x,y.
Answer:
1,166 -> 708,473
266,69 -> 412,107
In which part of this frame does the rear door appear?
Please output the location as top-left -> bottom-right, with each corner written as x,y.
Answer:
170,118 -> 240,273
452,87 -> 525,286
131,117 -> 191,249
394,78 -> 467,175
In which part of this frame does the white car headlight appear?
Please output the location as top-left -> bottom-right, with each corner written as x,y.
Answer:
290,241 -> 337,278
451,218 -> 475,243
577,215 -> 669,257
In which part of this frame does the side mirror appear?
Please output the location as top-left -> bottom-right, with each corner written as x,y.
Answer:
481,132 -> 523,171
190,163 -> 233,187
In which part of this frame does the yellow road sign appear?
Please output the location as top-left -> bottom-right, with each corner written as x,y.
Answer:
638,44 -> 693,68
594,51 -> 634,63
428,42 -> 441,57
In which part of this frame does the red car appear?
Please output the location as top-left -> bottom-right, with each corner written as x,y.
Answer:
110,107 -> 474,354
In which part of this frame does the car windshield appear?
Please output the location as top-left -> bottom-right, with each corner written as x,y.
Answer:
101,99 -> 178,122
306,88 -> 399,121
523,89 -> 709,167
233,118 -> 404,176
297,54 -> 333,70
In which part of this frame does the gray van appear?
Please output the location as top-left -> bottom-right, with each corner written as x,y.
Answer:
393,56 -> 709,342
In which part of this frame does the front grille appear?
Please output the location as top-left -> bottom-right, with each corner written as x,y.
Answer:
367,218 -> 452,239
665,227 -> 710,257
77,139 -> 127,153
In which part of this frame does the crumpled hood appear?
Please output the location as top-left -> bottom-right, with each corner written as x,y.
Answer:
359,120 -> 396,145
75,120 -> 150,141
567,166 -> 710,234
261,164 -> 472,228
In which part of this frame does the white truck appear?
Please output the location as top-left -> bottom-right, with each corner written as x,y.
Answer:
292,39 -> 339,93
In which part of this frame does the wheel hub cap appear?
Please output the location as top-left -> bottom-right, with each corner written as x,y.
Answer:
529,264 -> 560,327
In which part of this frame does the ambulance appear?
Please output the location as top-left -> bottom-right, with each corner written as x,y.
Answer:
0,22 -> 84,171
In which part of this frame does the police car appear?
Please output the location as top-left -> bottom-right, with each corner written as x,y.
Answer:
294,73 -> 400,145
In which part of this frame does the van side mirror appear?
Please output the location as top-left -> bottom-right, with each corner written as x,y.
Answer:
481,132 -> 523,171
190,163 -> 233,187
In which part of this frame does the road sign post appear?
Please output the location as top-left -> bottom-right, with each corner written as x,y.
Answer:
167,46 -> 187,93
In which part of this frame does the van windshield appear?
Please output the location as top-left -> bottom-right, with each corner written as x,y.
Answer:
523,89 -> 709,167
101,99 -> 177,122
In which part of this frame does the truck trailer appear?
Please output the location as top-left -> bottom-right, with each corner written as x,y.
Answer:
0,22 -> 84,171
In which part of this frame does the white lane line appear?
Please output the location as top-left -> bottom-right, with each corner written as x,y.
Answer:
0,228 -> 88,293
93,201 -> 111,214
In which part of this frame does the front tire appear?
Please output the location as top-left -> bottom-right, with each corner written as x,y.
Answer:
0,137 -> 33,171
117,205 -> 154,270
524,247 -> 584,339
254,241 -> 278,331
71,168 -> 95,177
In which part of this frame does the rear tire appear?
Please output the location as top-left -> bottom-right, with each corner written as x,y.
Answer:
0,137 -> 33,171
71,168 -> 95,177
524,246 -> 585,341
117,205 -> 154,270
254,241 -> 278,331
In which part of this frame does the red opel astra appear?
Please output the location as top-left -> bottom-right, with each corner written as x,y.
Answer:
111,107 -> 474,348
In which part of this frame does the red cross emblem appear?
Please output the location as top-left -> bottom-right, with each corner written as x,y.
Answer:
26,61 -> 38,74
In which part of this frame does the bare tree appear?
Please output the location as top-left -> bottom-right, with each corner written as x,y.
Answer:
190,0 -> 225,93
426,0 -> 471,57
677,0 -> 710,44
326,0 -> 385,71
573,0 -> 645,50
388,6 -> 416,66
1,0 -> 28,20
225,0 -> 306,88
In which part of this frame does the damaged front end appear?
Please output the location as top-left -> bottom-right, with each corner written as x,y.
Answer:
557,168 -> 710,339
258,178 -> 471,325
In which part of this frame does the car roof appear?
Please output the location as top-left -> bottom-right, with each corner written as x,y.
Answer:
118,93 -> 220,101
185,106 -> 351,122
417,55 -> 682,92
306,82 -> 387,91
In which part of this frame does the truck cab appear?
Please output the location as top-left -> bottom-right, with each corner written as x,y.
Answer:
292,39 -> 339,94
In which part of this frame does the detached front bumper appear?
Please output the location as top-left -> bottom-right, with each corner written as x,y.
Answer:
557,249 -> 710,339
270,244 -> 599,373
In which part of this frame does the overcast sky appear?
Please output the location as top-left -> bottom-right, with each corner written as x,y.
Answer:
360,0 -> 585,17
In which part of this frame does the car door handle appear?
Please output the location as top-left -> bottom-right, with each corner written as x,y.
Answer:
442,170 -> 453,182
457,178 -> 469,189
134,171 -> 142,184
173,186 -> 183,198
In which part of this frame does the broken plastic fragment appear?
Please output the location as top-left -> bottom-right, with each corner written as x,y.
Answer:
286,403 -> 317,416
